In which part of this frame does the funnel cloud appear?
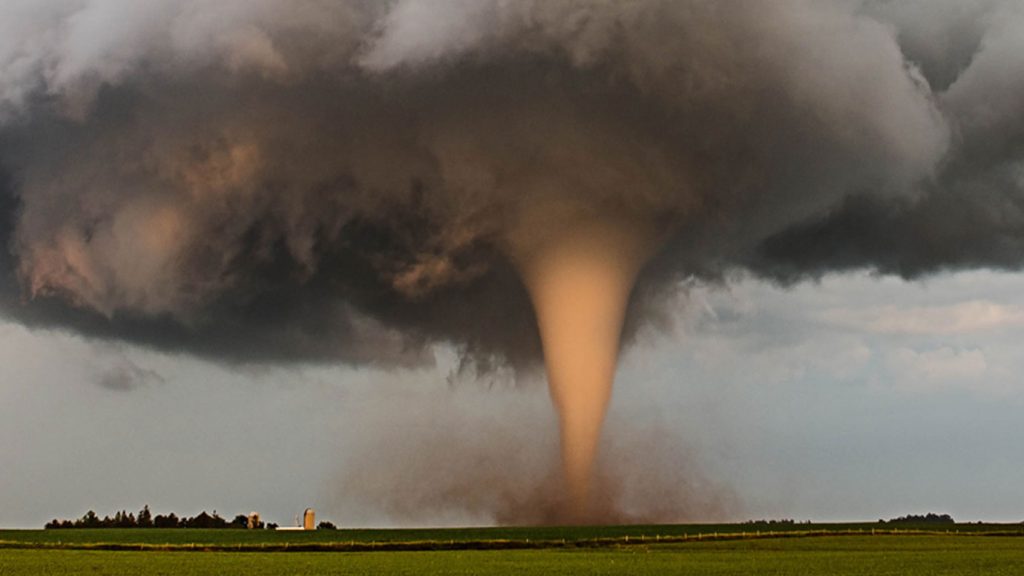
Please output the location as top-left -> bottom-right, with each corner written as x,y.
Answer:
2,0 -> 1024,521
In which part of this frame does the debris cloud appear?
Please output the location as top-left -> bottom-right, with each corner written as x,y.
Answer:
331,386 -> 735,526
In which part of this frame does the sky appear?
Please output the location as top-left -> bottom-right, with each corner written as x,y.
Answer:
3,268 -> 1023,528
2,0 -> 1024,529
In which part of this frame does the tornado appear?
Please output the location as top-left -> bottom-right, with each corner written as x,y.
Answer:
506,203 -> 661,520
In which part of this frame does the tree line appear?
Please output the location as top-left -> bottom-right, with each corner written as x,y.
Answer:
45,506 -> 276,530
881,513 -> 955,525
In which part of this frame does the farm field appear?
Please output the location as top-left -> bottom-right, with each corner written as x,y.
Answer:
1,536 -> 1023,576
1,522 -> 1017,548
2,525 -> 1024,575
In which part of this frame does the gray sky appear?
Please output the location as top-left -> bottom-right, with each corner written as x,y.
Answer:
3,269 -> 1023,528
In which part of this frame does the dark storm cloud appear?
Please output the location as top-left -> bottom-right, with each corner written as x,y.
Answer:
750,176 -> 1024,282
0,1 -> 1021,368
751,0 -> 1024,282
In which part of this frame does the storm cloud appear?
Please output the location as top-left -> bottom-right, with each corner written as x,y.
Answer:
0,0 -> 1021,369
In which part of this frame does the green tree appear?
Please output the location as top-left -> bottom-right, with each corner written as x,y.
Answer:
78,510 -> 101,528
137,505 -> 153,528
153,512 -> 179,528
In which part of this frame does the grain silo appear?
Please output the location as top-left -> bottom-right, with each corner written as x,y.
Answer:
303,508 -> 315,530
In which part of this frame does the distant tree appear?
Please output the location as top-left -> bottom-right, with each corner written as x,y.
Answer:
884,513 -> 955,525
137,505 -> 153,528
317,521 -> 337,530
113,511 -> 136,528
266,523 -> 279,530
44,507 -> 271,530
43,517 -> 76,529
154,512 -> 180,528
79,510 -> 101,528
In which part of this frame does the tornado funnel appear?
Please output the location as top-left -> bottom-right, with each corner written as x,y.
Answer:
507,207 -> 660,521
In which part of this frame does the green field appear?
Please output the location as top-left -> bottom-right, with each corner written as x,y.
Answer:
1,526 -> 1022,575
2,522 -> 1017,547
2,537 -> 1024,575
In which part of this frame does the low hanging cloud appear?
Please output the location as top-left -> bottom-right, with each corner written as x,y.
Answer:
0,1 -> 1022,368
882,346 -> 989,392
95,356 -> 165,392
821,301 -> 1024,336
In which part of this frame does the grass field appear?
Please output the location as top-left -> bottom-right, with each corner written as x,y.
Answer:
2,536 -> 1024,575
1,526 -> 1022,575
2,522 -> 1017,547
